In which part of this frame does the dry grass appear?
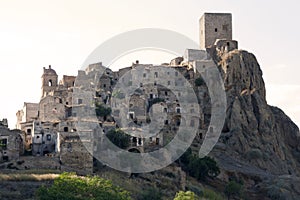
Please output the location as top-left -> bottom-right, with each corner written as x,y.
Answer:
0,173 -> 59,181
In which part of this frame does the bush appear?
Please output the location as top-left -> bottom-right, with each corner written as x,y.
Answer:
138,187 -> 162,200
187,156 -> 220,181
224,181 -> 243,199
174,191 -> 197,200
246,148 -> 263,160
95,103 -> 112,117
36,172 -> 131,200
178,148 -> 220,181
195,77 -> 205,86
202,188 -> 224,200
106,129 -> 131,149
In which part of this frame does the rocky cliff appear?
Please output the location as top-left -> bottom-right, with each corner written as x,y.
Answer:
206,45 -> 300,199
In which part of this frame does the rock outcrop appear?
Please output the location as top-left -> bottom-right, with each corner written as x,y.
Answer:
206,45 -> 300,198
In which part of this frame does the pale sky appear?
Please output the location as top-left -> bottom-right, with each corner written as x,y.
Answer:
0,0 -> 299,129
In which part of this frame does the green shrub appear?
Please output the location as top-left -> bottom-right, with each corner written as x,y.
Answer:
138,187 -> 162,200
187,156 -> 220,181
174,191 -> 197,200
246,148 -> 263,160
224,180 -> 243,199
202,188 -> 224,200
195,77 -> 205,86
36,172 -> 131,200
106,129 -> 131,149
95,103 -> 112,117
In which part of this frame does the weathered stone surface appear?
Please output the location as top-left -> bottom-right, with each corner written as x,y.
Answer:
207,43 -> 300,198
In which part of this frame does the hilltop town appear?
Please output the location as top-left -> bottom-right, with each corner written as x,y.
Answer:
1,13 -> 300,199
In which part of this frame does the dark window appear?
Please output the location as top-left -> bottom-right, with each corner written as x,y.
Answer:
143,73 -> 146,78
215,28 -> 218,32
78,99 -> 83,104
27,129 -> 31,134
64,127 -> 69,132
0,139 -> 7,150
48,79 -> 52,86
46,134 -> 51,141
164,120 -> 168,125
155,138 -> 159,145
154,72 -> 158,78
138,138 -> 142,145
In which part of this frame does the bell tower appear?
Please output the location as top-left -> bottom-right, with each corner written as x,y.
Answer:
41,65 -> 58,98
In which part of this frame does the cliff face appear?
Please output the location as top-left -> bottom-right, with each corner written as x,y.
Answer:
207,46 -> 300,198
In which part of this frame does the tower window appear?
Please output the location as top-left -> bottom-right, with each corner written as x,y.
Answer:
222,24 -> 228,31
215,28 -> 218,32
0,138 -> 7,150
46,134 -> 51,141
48,80 -> 53,86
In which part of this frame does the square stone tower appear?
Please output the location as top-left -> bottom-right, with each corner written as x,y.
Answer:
199,13 -> 232,49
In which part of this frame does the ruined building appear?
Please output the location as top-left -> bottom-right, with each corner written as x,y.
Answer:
11,12 -> 238,173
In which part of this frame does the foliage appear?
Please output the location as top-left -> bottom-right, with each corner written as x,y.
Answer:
106,129 -> 131,149
36,172 -> 131,200
202,188 -> 224,200
195,77 -> 205,86
174,191 -> 197,200
138,187 -> 162,200
95,103 -> 112,117
224,181 -> 243,199
246,148 -> 263,160
179,148 -> 220,181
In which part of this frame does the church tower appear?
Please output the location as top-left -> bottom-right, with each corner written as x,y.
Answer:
41,65 -> 58,98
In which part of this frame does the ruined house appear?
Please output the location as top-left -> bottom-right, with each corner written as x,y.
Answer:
0,119 -> 23,163
14,12 -> 238,172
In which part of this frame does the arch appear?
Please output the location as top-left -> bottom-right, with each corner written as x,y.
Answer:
48,79 -> 53,86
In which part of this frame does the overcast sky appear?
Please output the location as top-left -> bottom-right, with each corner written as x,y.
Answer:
0,0 -> 299,129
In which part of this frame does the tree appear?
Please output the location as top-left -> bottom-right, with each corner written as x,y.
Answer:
174,191 -> 197,200
95,103 -> 112,117
187,156 -> 220,181
106,129 -> 131,149
224,181 -> 243,200
36,172 -> 131,200
194,77 -> 205,86
178,149 -> 220,181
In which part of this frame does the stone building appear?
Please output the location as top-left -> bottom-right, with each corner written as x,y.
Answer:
14,12 -> 237,173
0,119 -> 23,163
199,13 -> 232,49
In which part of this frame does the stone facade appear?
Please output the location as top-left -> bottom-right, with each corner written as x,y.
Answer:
199,13 -> 232,49
0,120 -> 24,163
